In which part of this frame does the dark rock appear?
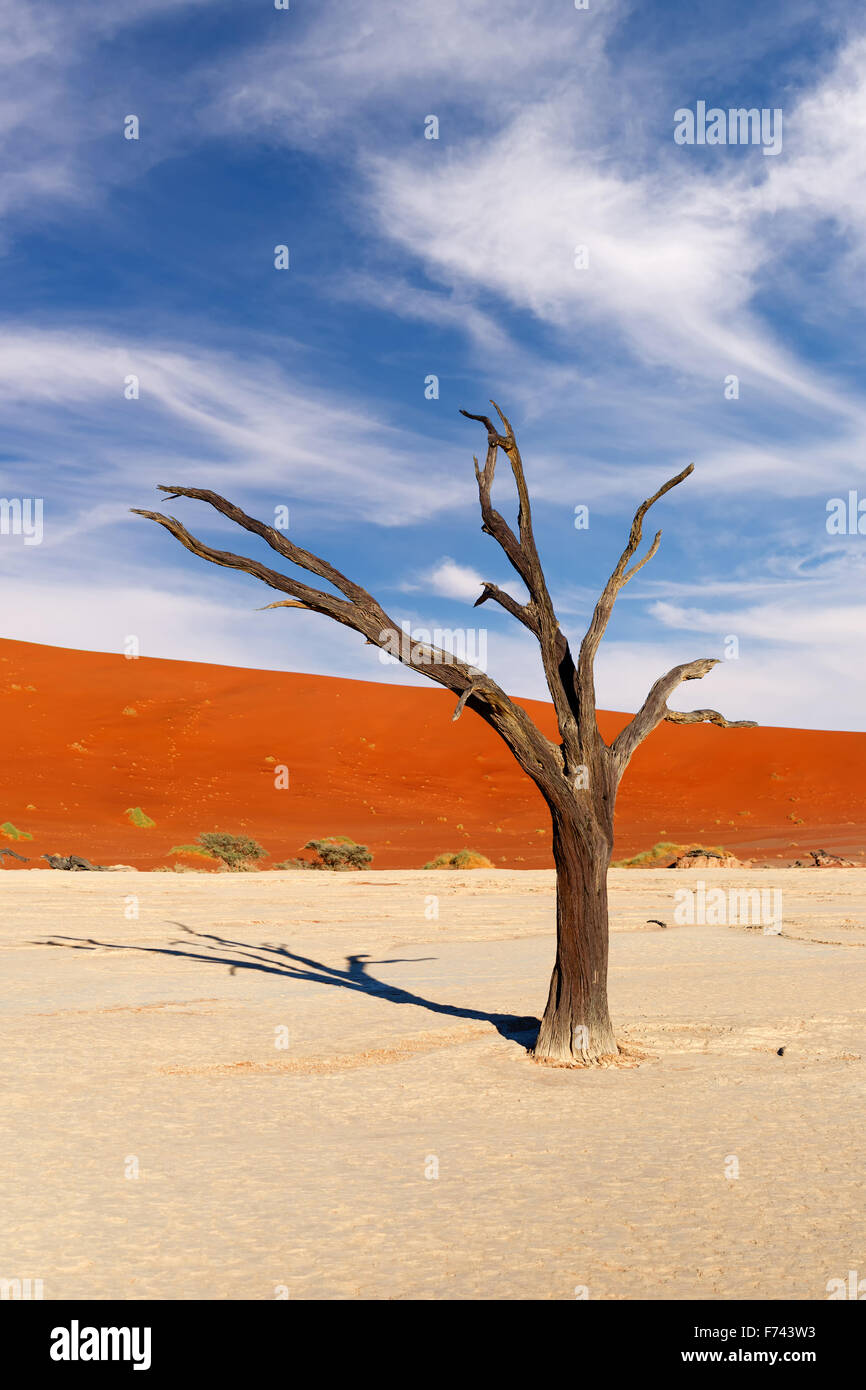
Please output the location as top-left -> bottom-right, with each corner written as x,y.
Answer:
668,848 -> 749,869
790,849 -> 854,868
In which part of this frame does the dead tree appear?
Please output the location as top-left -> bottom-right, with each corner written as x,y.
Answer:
133,402 -> 755,1065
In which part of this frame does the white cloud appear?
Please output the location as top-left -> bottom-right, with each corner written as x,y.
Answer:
421,558 -> 486,602
365,108 -> 866,415
212,0 -> 614,147
1,2 -> 864,735
650,597 -> 866,649
592,636 -> 864,733
208,6 -> 866,500
408,556 -> 527,604
0,573 -> 429,684
0,0 -> 214,233
0,326 -> 470,528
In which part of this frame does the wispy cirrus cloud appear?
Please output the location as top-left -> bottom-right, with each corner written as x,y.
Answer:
0,0 -> 214,233
0,327 -> 469,529
0,0 -> 865,731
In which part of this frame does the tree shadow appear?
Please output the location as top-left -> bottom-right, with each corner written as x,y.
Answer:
37,922 -> 540,1050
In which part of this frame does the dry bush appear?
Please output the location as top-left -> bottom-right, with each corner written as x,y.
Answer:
423,849 -> 493,870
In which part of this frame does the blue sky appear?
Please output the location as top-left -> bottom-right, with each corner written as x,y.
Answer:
1,0 -> 865,729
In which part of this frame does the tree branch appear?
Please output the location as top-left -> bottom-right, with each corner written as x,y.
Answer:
473,582 -> 539,637
577,463 -> 693,739
131,509 -> 358,626
461,410 -> 529,588
132,492 -> 563,793
451,683 -> 481,721
133,417 -> 754,811
664,708 -> 758,729
610,657 -> 756,770
461,404 -> 582,765
149,485 -> 370,605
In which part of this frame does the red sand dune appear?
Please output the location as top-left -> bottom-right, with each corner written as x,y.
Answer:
0,638 -> 863,871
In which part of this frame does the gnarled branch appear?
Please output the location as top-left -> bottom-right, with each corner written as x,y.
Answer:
149,485 -> 370,605
664,708 -> 758,729
461,403 -> 582,763
473,581 -> 539,637
134,408 -> 756,805
577,463 -> 693,738
132,490 -> 562,792
610,657 -> 756,770
452,683 -> 481,721
131,508 -> 357,626
460,407 -> 533,592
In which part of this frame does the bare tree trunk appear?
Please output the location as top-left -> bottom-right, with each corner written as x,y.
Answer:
533,803 -> 618,1065
134,400 -> 756,1067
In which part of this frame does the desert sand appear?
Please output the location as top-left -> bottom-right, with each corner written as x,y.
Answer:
2,866 -> 864,1300
1,638 -> 865,872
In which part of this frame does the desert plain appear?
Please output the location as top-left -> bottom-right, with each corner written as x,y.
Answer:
2,865 -> 864,1300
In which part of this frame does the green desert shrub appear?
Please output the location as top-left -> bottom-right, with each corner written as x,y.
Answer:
303,837 -> 372,871
612,840 -> 680,868
423,849 -> 493,870
193,832 -> 268,871
1,821 -> 33,842
612,840 -> 728,868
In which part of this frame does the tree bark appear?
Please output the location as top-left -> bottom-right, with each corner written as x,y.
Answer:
533,802 -> 618,1065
